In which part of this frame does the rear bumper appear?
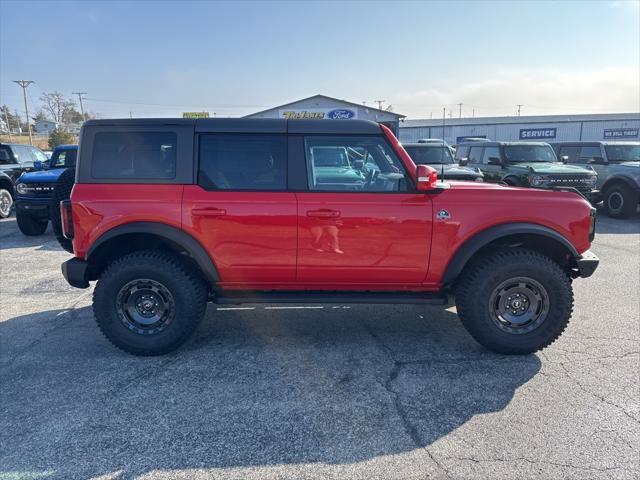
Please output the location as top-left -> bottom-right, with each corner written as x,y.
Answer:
575,249 -> 599,278
61,258 -> 89,288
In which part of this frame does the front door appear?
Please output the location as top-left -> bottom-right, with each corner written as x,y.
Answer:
182,133 -> 297,285
296,134 -> 433,287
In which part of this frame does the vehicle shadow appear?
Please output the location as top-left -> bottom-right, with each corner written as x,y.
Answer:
0,221 -> 63,251
1,303 -> 541,478
594,207 -> 640,234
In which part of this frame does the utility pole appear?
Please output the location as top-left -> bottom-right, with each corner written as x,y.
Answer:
374,99 -> 386,110
457,103 -> 463,118
3,108 -> 13,141
517,104 -> 524,116
72,92 -> 87,121
12,80 -> 34,144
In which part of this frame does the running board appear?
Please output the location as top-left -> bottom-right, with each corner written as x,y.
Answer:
212,291 -> 448,305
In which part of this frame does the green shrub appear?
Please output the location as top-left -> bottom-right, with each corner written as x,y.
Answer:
48,128 -> 75,149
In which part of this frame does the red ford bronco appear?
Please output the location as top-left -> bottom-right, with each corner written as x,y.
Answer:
60,119 -> 598,356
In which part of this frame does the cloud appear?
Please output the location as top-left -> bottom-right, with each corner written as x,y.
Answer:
392,67 -> 640,118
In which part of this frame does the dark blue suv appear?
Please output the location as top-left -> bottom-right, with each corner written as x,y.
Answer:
15,144 -> 77,235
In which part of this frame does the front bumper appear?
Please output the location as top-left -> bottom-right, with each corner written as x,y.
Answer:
575,249 -> 599,278
15,198 -> 52,219
61,258 -> 89,288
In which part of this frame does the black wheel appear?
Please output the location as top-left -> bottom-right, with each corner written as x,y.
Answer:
455,248 -> 573,354
503,177 -> 522,187
93,250 -> 208,356
0,188 -> 13,218
16,211 -> 48,235
603,183 -> 638,219
50,168 -> 75,253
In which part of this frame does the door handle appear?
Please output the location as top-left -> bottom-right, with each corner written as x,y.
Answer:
307,209 -> 341,218
192,207 -> 227,217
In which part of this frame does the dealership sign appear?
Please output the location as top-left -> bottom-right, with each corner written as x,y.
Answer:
519,128 -> 557,140
279,108 -> 357,120
183,112 -> 210,118
603,128 -> 639,139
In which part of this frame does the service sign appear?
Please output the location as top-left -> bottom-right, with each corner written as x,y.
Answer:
603,128 -> 639,139
182,112 -> 210,118
519,128 -> 557,140
279,108 -> 357,120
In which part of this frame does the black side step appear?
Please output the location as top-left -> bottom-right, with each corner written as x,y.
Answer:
212,291 -> 448,305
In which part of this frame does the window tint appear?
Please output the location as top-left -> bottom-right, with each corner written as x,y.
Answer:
455,145 -> 470,161
558,146 -> 579,163
199,134 -> 286,190
404,145 -> 453,165
305,136 -> 409,192
91,132 -> 177,179
482,146 -> 501,164
468,146 -> 483,164
579,146 -> 602,161
51,149 -> 77,168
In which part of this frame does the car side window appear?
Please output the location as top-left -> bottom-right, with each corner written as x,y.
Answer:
52,150 -> 77,168
198,134 -> 287,190
13,145 -> 31,163
304,136 -> 409,192
559,146 -> 579,163
468,146 -> 484,164
30,147 -> 48,162
482,146 -> 500,164
0,146 -> 13,164
91,132 -> 177,179
579,146 -> 602,161
455,145 -> 470,161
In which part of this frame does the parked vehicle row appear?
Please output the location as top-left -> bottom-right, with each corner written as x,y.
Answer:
0,142 -> 46,218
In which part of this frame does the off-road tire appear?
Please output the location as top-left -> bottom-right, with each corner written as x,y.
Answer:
503,177 -> 523,187
0,188 -> 12,218
603,183 -> 638,219
455,248 -> 573,354
93,250 -> 208,356
50,168 -> 75,252
16,211 -> 48,235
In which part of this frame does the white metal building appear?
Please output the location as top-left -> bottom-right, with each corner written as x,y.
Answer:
398,113 -> 640,144
245,94 -> 405,135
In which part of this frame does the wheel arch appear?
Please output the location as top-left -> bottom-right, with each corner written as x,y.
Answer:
602,175 -> 639,194
0,175 -> 14,197
85,222 -> 220,283
442,223 -> 579,287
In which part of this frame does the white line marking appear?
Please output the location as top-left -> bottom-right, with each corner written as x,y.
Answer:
264,306 -> 325,310
216,307 -> 256,311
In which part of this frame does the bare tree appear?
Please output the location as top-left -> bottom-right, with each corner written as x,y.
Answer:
39,91 -> 75,124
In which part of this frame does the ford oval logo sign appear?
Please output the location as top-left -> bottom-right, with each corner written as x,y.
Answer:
327,109 -> 355,120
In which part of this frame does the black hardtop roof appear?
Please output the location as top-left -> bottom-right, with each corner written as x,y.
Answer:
81,118 -> 383,135
457,141 -> 552,147
550,141 -> 640,146
403,142 -> 449,148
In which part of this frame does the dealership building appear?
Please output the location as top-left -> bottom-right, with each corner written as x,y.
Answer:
398,112 -> 640,144
245,94 -> 405,134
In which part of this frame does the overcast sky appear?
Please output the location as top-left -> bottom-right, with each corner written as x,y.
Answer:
1,0 -> 639,120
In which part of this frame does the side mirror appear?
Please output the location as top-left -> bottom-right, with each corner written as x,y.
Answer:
587,157 -> 607,165
416,164 -> 438,191
488,157 -> 502,166
33,160 -> 44,171
459,157 -> 469,166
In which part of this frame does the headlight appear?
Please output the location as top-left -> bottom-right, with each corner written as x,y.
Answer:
529,175 -> 547,187
587,176 -> 597,186
16,183 -> 28,195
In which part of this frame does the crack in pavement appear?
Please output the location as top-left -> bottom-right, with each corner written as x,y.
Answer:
445,455 -> 631,473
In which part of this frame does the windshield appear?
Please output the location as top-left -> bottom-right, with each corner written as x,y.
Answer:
605,145 -> 640,162
504,145 -> 557,163
404,145 -> 454,165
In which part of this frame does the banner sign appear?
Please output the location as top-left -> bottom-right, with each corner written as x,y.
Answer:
603,128 -> 639,139
183,112 -> 210,118
279,108 -> 357,120
519,128 -> 556,140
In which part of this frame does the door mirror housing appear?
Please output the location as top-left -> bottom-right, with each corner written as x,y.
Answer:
416,164 -> 438,191
560,155 -> 569,163
33,160 -> 44,171
459,157 -> 469,166
487,157 -> 502,166
587,156 -> 607,165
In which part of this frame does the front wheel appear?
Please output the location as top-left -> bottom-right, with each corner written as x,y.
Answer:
455,248 -> 573,354
0,189 -> 13,218
603,183 -> 638,219
16,211 -> 48,235
93,250 -> 208,356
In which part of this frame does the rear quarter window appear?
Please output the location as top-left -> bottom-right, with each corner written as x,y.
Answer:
91,132 -> 177,179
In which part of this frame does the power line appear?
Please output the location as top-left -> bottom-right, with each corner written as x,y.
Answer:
12,80 -> 35,144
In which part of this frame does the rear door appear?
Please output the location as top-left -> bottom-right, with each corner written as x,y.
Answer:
182,132 -> 297,285
295,134 -> 432,286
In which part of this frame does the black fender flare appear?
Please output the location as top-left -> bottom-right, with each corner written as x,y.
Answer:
87,221 -> 220,282
441,222 -> 578,286
601,175 -> 640,194
0,172 -> 14,196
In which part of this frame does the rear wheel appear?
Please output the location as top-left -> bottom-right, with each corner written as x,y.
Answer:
603,183 -> 638,219
455,248 -> 573,354
50,168 -> 75,252
0,188 -> 13,218
93,250 -> 208,356
16,211 -> 48,235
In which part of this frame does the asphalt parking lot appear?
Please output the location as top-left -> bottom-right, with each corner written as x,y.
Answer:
1,211 -> 639,480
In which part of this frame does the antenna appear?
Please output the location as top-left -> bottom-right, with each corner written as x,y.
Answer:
441,107 -> 446,182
